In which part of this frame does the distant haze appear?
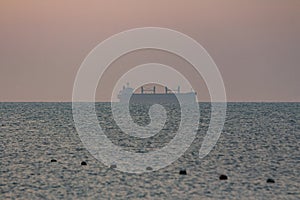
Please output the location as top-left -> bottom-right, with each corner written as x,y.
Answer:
0,0 -> 299,102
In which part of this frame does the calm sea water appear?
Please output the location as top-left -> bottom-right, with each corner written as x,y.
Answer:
1,102 -> 299,199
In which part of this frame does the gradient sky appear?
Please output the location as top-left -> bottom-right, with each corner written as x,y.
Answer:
0,0 -> 299,102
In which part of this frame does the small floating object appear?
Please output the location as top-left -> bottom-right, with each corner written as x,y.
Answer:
81,161 -> 87,166
50,159 -> 57,162
146,166 -> 153,171
219,174 -> 228,180
179,169 -> 187,175
289,119 -> 296,124
266,178 -> 275,183
110,164 -> 117,169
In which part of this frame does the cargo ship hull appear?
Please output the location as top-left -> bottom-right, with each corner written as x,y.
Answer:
118,86 -> 196,104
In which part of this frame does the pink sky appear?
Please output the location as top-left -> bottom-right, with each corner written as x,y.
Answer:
0,0 -> 299,102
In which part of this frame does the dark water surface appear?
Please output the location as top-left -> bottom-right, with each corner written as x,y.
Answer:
1,103 -> 299,199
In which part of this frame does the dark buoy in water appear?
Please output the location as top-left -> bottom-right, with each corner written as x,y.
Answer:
219,174 -> 228,180
179,169 -> 187,175
50,159 -> 57,162
266,178 -> 275,183
110,164 -> 117,169
146,166 -> 153,171
81,161 -> 87,166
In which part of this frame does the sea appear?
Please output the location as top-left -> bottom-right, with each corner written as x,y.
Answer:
0,102 -> 299,199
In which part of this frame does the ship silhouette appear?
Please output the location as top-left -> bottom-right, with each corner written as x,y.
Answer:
118,83 -> 196,104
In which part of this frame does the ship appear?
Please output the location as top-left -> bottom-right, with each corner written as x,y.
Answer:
117,84 -> 197,104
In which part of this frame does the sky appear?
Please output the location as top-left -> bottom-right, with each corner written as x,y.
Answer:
0,0 -> 299,102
